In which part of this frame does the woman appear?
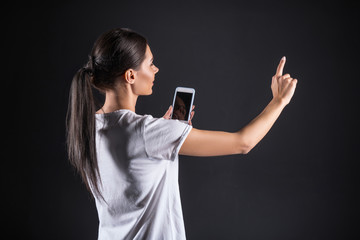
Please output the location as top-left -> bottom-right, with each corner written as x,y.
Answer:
66,28 -> 297,239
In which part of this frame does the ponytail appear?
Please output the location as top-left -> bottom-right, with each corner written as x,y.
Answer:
66,67 -> 103,201
66,28 -> 148,202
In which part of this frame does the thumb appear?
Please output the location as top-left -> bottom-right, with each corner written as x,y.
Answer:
163,105 -> 173,119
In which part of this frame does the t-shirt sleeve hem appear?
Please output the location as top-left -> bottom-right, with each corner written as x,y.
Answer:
170,124 -> 193,161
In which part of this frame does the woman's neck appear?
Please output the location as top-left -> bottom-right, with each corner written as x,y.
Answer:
97,84 -> 138,114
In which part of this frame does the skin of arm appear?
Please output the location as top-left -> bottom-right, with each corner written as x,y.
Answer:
179,56 -> 298,157
180,98 -> 285,156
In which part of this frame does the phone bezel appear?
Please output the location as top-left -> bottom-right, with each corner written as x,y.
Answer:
170,87 -> 195,122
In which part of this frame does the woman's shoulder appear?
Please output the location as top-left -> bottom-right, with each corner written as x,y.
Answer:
95,109 -> 188,129
95,109 -> 155,128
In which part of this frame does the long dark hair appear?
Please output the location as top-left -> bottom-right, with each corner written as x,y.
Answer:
66,28 -> 147,200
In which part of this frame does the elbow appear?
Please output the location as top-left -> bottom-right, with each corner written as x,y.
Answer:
237,137 -> 256,154
240,145 -> 252,154
233,133 -> 254,155
236,142 -> 253,155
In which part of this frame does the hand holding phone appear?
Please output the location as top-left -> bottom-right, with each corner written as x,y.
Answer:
171,87 -> 195,123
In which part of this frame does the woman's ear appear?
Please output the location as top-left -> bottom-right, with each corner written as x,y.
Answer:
124,69 -> 136,84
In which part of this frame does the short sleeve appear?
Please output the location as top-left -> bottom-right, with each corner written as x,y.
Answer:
143,116 -> 192,161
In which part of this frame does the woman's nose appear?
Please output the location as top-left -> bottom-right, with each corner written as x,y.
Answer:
154,65 -> 159,74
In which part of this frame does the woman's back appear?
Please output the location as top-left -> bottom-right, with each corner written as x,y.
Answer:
94,109 -> 192,239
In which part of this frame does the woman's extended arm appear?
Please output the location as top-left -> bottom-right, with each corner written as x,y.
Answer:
179,56 -> 298,157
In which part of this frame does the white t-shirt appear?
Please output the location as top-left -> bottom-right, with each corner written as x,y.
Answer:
93,109 -> 192,240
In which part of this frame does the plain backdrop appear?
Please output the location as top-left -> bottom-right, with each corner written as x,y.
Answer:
5,0 -> 359,239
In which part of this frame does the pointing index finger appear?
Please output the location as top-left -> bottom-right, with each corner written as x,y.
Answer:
276,56 -> 286,77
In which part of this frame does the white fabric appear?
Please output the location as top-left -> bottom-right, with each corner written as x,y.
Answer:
93,109 -> 192,240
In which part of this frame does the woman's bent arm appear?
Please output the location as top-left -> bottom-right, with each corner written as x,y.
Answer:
179,57 -> 298,157
179,98 -> 286,156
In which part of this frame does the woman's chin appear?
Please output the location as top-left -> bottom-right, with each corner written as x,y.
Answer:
139,86 -> 153,96
145,89 -> 153,95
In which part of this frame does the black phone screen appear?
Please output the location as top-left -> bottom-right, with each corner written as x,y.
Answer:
172,92 -> 193,121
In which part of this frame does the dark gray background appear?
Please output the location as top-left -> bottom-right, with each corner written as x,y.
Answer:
5,0 -> 359,239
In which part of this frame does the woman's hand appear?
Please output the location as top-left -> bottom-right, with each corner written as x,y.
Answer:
271,57 -> 298,105
163,105 -> 195,125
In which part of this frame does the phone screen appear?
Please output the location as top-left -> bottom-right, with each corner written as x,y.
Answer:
171,91 -> 193,121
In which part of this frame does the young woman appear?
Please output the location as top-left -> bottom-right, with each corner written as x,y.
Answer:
66,28 -> 297,240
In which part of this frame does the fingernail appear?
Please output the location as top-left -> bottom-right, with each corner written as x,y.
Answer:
282,56 -> 286,61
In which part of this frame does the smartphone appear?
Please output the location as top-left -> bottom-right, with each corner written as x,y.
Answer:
171,87 -> 195,123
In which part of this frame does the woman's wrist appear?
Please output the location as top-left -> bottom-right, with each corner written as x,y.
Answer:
270,97 -> 288,109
